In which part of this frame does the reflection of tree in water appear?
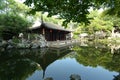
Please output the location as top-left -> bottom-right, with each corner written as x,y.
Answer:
23,47 -> 73,79
73,46 -> 111,67
73,45 -> 120,80
73,45 -> 120,72
44,74 -> 81,80
109,53 -> 120,76
113,73 -> 120,80
0,50 -> 39,80
0,47 -> 72,80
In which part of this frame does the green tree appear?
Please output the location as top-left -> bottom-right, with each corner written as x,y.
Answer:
0,14 -> 31,40
0,0 -> 30,15
24,0 -> 120,25
33,12 -> 64,27
0,0 -> 32,40
0,0 -> 6,13
24,0 -> 93,25
102,14 -> 120,27
87,11 -> 113,34
74,10 -> 114,36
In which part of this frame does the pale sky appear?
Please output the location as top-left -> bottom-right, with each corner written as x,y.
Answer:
15,0 -> 26,3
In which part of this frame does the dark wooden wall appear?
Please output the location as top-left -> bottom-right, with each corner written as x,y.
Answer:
44,29 -> 68,41
28,27 -> 70,41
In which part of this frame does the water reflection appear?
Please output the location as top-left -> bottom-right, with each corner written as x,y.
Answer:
0,49 -> 39,80
73,45 -> 120,80
113,73 -> 120,80
0,47 -> 73,80
0,44 -> 120,80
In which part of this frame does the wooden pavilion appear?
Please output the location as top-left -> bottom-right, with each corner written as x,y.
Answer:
27,22 -> 72,41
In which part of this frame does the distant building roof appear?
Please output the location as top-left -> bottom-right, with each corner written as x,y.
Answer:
29,22 -> 73,32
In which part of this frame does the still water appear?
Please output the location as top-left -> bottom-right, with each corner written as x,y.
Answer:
0,44 -> 120,80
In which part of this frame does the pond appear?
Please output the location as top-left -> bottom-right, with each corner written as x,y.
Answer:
0,43 -> 120,80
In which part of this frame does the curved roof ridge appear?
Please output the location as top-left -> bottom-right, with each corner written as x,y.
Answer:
43,22 -> 73,32
29,21 -> 73,32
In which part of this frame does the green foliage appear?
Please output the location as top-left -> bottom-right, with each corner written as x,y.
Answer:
0,0 -> 32,40
74,10 -> 114,35
73,32 -> 80,39
24,0 -> 94,25
24,0 -> 120,26
88,10 -> 113,32
0,0 -> 6,12
12,37 -> 20,43
0,14 -> 31,40
100,0 -> 120,17
33,12 -> 65,27
102,14 -> 120,27
0,0 -> 30,14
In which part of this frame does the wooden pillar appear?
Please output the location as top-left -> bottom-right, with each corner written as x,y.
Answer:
58,31 -> 60,40
42,28 -> 45,35
42,28 -> 45,39
50,29 -> 52,41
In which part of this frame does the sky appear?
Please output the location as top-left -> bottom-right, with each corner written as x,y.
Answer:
15,0 -> 26,3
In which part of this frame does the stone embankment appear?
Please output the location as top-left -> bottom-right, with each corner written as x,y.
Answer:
0,35 -> 48,49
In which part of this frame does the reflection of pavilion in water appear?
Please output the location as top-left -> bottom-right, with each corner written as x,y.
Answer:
0,47 -> 73,80
24,47 -> 73,79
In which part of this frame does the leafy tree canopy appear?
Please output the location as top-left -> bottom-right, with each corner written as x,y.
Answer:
0,14 -> 31,40
24,0 -> 119,25
0,0 -> 32,40
0,0 -> 30,14
73,10 -> 113,37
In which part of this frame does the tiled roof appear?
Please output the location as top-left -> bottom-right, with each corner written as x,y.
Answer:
29,22 -> 72,32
